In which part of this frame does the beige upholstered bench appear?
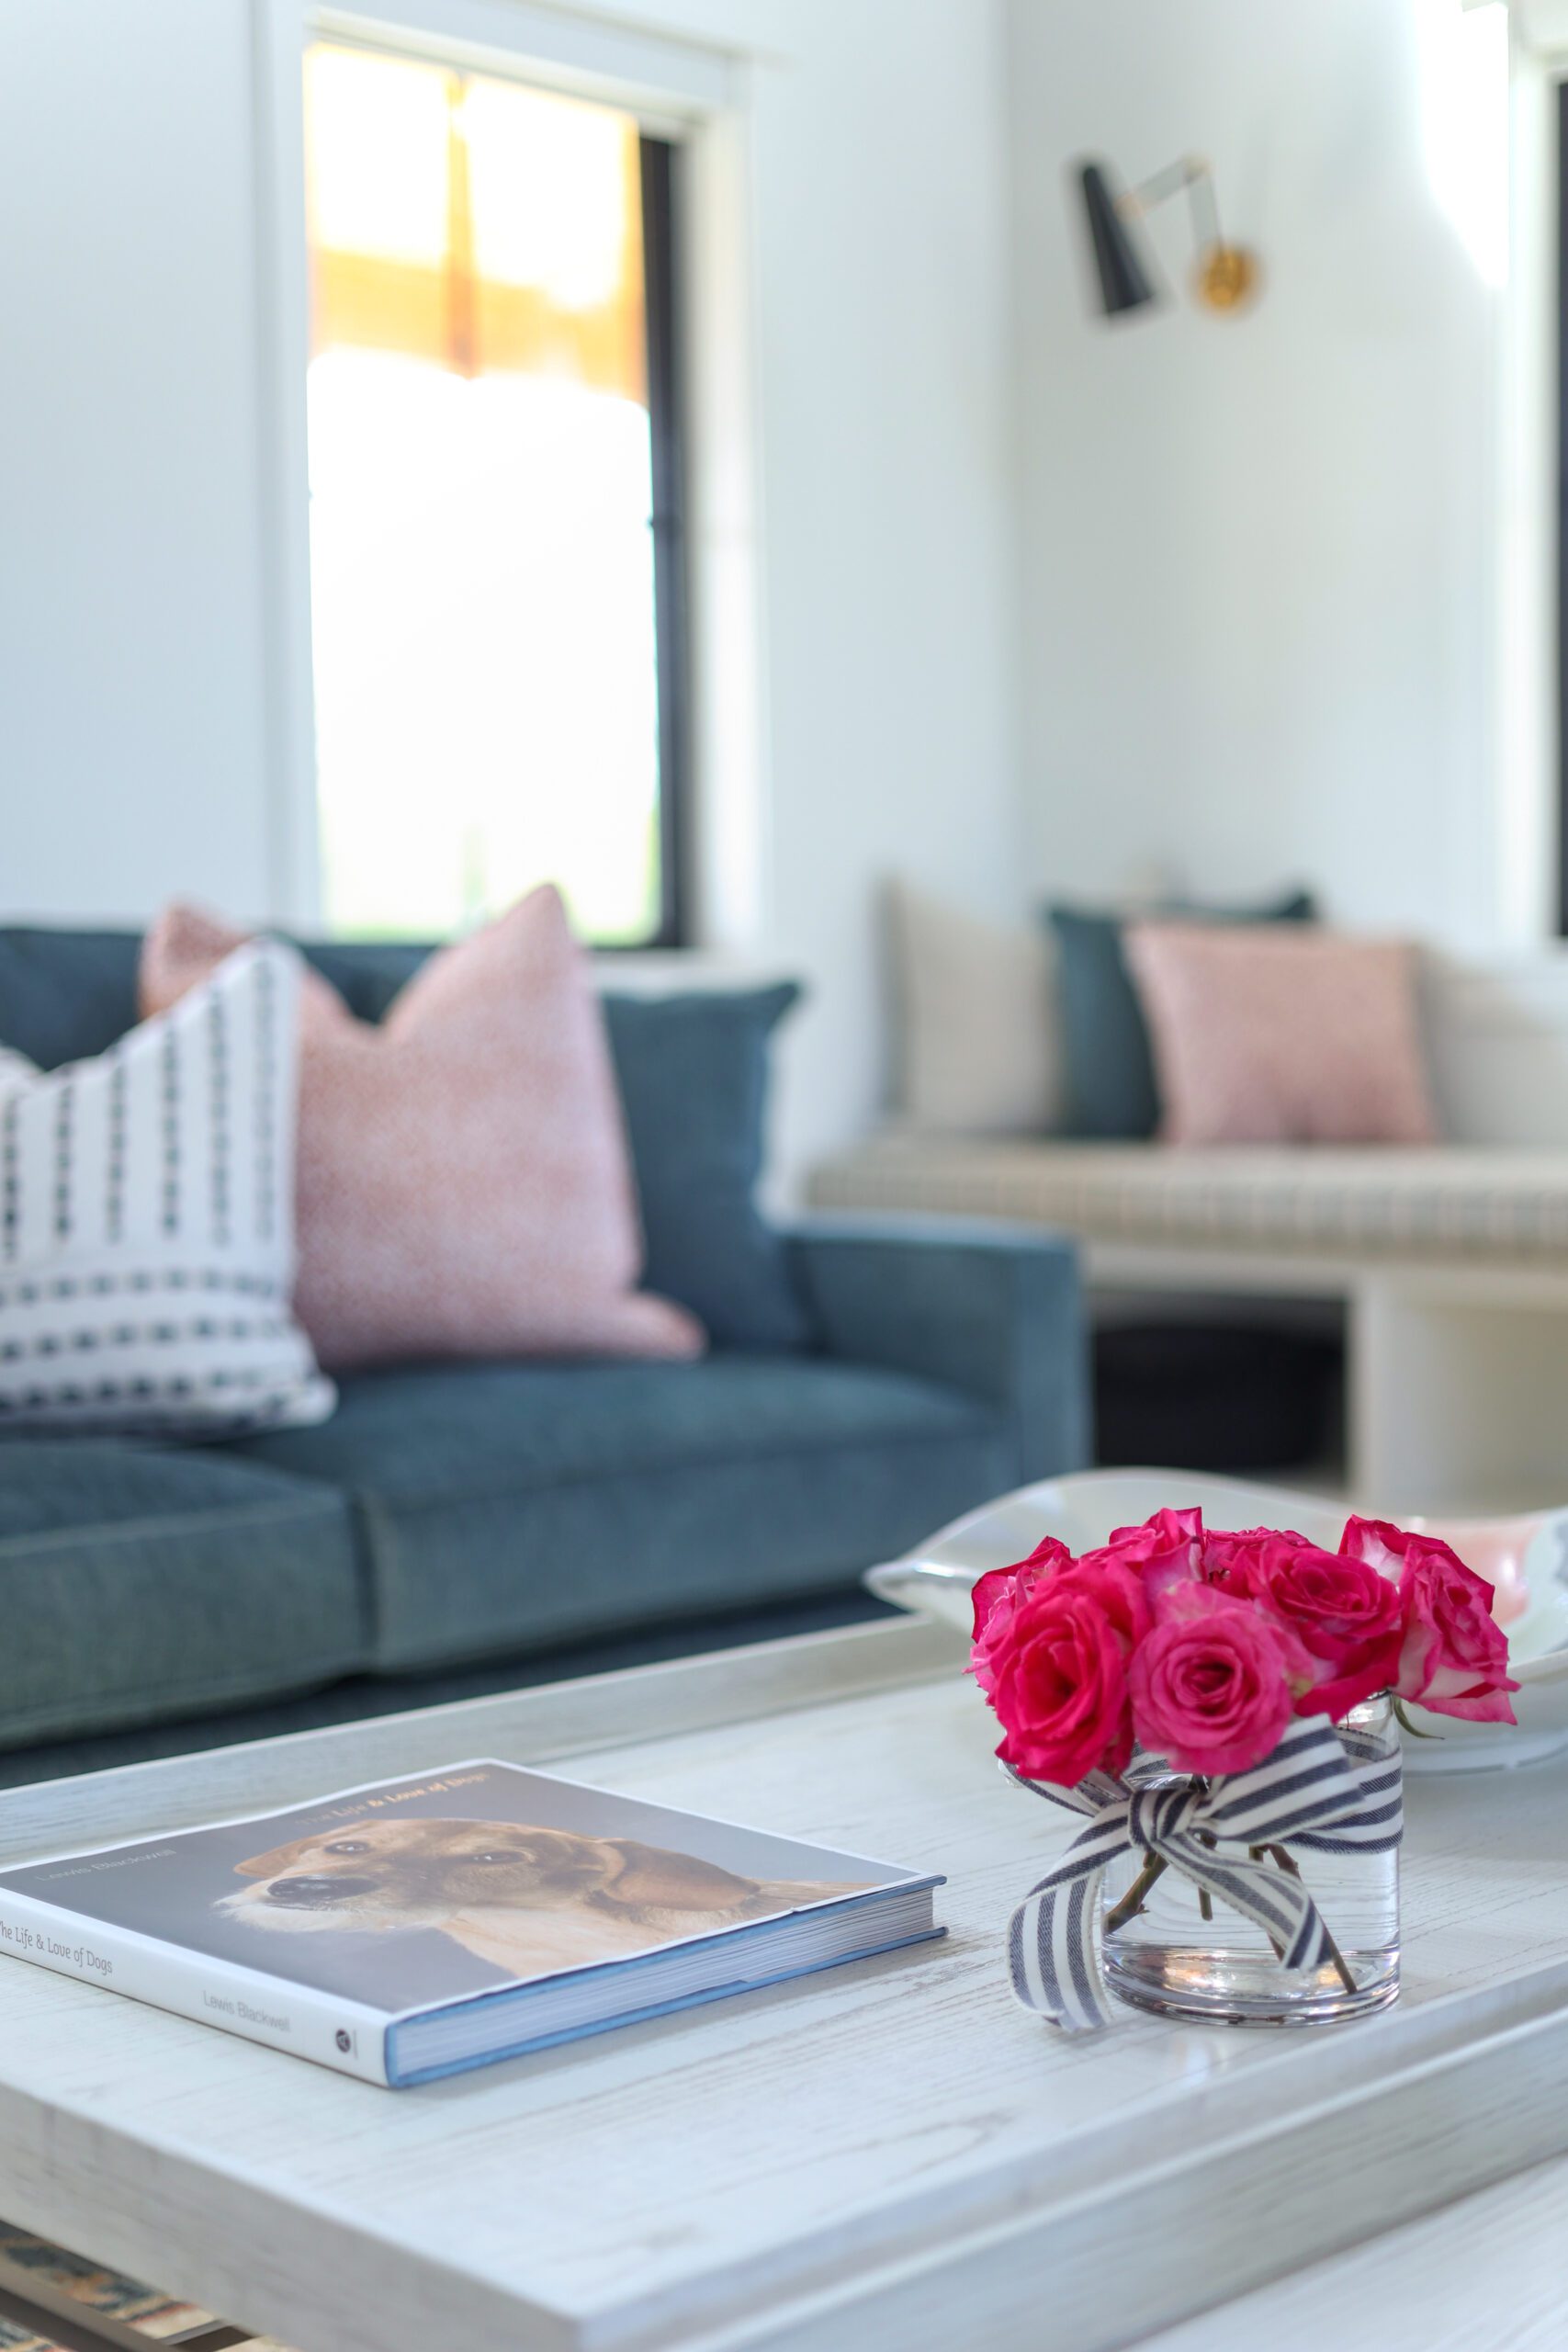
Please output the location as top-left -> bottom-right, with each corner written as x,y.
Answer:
808,1136 -> 1568,1513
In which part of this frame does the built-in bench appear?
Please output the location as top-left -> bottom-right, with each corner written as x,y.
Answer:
808,1135 -> 1568,1513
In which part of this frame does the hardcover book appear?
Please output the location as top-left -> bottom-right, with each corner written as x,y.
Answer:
0,1760 -> 942,2086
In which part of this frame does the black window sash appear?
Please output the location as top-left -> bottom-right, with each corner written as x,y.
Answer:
637,133 -> 691,952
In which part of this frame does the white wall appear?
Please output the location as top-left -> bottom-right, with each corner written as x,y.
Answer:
1009,0 -> 1514,952
0,1 -> 280,923
0,0 -> 1021,1183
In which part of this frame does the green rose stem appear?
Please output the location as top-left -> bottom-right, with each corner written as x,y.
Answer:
1102,1849 -> 1168,1935
1266,1842 -> 1358,1995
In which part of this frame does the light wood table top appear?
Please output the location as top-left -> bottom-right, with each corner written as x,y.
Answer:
0,1617 -> 1563,2352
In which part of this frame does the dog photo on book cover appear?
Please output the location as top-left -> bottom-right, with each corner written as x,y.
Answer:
219,1809 -> 868,1978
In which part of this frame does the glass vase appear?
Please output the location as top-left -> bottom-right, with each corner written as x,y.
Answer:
1100,1695 -> 1401,2027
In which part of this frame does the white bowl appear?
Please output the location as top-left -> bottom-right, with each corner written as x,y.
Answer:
865,1469 -> 1568,1774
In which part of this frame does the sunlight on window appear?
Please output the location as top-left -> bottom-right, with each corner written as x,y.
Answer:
303,43 -> 665,944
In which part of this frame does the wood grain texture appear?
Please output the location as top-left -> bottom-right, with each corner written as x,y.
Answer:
0,1623 -> 1563,2352
1130,2149 -> 1568,2352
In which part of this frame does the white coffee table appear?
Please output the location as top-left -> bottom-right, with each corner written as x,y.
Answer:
1,1616 -> 1567,2352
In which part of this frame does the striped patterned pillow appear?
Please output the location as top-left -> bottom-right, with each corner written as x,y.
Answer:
0,939 -> 333,1434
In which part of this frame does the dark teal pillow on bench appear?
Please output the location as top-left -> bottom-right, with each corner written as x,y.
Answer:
1046,890 -> 1317,1140
603,985 -> 812,1352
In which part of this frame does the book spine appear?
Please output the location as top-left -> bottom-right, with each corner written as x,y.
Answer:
0,1888 -> 389,2084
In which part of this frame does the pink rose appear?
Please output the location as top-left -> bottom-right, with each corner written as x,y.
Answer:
1057,1550 -> 1153,1656
1250,1534 -> 1404,1721
970,1535 -> 1153,1784
974,1564 -> 1136,1786
1339,1518 -> 1404,1577
970,1535 -> 1074,1699
1129,1586 -> 1313,1776
1083,1506 -> 1204,1603
1341,1518 -> 1517,1724
1201,1525 -> 1303,1599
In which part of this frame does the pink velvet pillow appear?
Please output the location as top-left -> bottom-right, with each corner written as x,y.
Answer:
1123,922 -> 1438,1147
140,891 -> 705,1371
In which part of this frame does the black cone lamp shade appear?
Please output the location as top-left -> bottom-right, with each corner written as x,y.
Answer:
1077,160 -> 1158,316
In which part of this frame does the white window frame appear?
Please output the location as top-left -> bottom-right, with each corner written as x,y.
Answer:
250,0 -> 770,951
1484,0 -> 1568,943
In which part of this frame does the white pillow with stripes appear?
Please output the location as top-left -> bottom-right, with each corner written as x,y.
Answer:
0,938 -> 333,1434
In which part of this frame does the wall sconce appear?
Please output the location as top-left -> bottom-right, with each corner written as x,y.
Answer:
1075,155 -> 1258,320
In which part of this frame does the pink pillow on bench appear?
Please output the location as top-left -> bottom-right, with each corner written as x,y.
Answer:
1123,922 -> 1438,1147
141,891 -> 705,1372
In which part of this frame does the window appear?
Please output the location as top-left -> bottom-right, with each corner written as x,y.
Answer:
301,41 -> 687,945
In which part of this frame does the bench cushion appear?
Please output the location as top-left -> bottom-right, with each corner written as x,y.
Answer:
808,1136 -> 1568,1265
0,1444 -> 365,1747
231,1355 -> 1016,1672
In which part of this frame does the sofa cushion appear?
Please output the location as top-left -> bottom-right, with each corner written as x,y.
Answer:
70,922 -> 807,1342
604,987 -> 812,1350
0,930 -> 807,1351
231,1355 -> 1015,1672
0,941 -> 333,1437
0,929 -> 142,1069
0,1443 -> 365,1747
141,895 -> 704,1371
294,940 -> 433,1023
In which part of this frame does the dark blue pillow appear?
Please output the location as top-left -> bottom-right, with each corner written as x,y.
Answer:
299,939 -> 434,1023
1047,891 -> 1317,1140
602,986 -> 812,1352
0,927 -> 434,1066
0,928 -> 142,1068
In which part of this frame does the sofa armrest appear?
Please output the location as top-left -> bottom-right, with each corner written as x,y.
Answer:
784,1216 -> 1090,1486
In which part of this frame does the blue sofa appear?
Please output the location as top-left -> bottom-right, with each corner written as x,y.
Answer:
0,928 -> 1089,1779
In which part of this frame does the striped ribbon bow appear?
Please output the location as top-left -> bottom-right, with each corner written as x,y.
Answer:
1006,1714 -> 1403,2033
